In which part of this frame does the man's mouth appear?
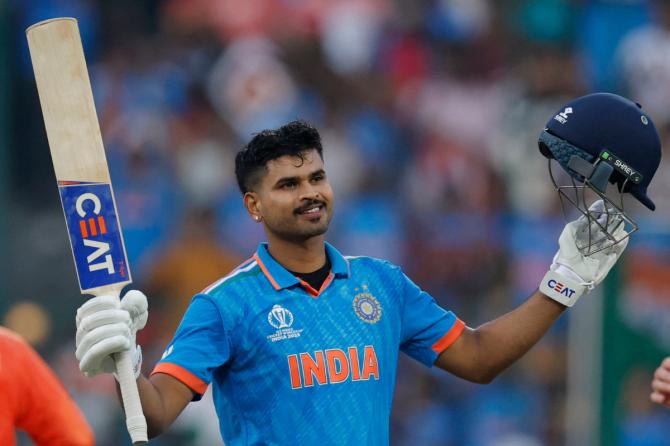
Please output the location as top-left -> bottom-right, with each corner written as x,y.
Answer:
296,202 -> 326,217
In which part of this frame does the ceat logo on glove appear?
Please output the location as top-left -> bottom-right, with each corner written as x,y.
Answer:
546,279 -> 576,298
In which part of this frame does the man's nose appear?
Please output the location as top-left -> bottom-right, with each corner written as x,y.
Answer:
299,182 -> 321,201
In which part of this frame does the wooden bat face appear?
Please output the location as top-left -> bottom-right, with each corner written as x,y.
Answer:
27,18 -> 132,295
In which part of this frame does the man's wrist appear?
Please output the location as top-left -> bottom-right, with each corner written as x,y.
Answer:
539,269 -> 585,307
113,344 -> 142,380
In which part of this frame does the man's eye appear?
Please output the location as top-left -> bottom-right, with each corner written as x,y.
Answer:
312,174 -> 324,182
281,182 -> 297,189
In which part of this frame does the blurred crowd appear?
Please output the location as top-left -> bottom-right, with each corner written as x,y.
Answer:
4,0 -> 670,445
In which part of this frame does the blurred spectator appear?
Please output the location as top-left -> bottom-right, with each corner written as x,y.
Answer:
0,327 -> 94,446
650,358 -> 670,409
144,206 -> 241,345
110,147 -> 181,275
320,0 -> 389,75
206,36 -> 303,139
578,0 -> 649,90
616,0 -> 670,124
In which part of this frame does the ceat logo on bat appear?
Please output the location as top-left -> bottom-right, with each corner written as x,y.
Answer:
547,279 -> 576,298
58,182 -> 130,291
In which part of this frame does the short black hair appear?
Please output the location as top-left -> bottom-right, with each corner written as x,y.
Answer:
235,120 -> 324,193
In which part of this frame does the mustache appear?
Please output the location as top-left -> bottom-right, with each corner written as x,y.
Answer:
294,200 -> 326,214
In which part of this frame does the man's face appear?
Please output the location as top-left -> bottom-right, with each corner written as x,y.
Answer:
251,150 -> 334,242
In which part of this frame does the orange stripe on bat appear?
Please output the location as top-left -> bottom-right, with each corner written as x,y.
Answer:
88,218 -> 97,236
97,216 -> 107,234
79,220 -> 88,238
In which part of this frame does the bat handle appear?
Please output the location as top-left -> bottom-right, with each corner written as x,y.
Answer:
115,349 -> 148,444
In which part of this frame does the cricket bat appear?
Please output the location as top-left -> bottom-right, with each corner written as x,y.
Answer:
26,18 -> 148,444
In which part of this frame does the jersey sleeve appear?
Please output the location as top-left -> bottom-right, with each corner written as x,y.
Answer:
151,294 -> 232,397
398,269 -> 465,367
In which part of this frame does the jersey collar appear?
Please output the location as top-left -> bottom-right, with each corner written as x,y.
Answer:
254,242 -> 349,291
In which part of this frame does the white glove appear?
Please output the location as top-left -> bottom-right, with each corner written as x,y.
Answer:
540,200 -> 629,307
75,290 -> 148,379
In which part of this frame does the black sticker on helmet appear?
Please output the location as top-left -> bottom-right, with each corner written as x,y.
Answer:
599,151 -> 643,184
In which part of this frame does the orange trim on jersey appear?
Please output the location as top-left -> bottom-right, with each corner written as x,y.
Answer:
151,362 -> 208,395
254,253 -> 281,290
298,272 -> 335,298
431,319 -> 466,354
317,272 -> 335,295
299,279 -> 319,298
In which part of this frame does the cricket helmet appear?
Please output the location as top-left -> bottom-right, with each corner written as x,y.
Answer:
538,92 -> 662,254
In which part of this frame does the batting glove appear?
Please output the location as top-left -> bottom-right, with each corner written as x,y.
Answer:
540,200 -> 629,307
75,290 -> 148,379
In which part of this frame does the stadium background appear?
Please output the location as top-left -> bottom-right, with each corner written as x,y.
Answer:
1,0 -> 670,445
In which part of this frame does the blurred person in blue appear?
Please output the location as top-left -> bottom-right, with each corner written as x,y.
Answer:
72,90 -> 661,445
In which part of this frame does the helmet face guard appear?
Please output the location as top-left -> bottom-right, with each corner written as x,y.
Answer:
541,130 -> 638,256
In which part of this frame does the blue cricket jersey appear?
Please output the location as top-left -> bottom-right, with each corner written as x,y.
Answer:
152,242 -> 465,445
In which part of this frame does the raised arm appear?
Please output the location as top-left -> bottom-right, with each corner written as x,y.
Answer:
437,200 -> 628,383
435,290 -> 564,383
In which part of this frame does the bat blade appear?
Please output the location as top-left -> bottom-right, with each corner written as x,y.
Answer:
26,18 -> 131,295
26,18 -> 146,444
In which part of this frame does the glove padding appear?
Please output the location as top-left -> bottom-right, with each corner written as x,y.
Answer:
75,290 -> 148,378
541,200 -> 629,307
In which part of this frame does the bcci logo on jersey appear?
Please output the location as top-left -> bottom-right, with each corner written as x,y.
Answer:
267,305 -> 303,342
353,292 -> 382,324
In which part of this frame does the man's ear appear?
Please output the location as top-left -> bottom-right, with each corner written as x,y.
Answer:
244,192 -> 262,222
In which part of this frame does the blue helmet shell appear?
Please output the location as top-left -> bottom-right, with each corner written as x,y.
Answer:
538,92 -> 661,210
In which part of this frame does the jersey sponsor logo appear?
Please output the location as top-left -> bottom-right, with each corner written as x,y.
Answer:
287,345 -> 379,389
58,182 -> 129,290
352,288 -> 382,324
267,304 -> 303,342
547,279 -> 576,298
